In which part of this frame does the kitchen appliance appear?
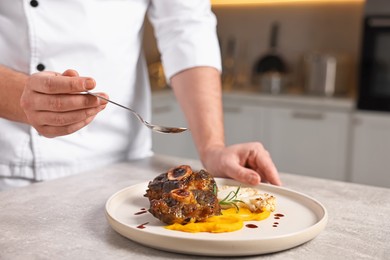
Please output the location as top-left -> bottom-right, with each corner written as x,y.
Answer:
252,22 -> 288,94
357,15 -> 390,111
303,52 -> 350,97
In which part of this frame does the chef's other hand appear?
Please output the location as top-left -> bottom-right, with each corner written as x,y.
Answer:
202,142 -> 282,186
20,69 -> 108,138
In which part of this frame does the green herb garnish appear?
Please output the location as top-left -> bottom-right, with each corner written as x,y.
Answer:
213,183 -> 217,195
218,186 -> 244,212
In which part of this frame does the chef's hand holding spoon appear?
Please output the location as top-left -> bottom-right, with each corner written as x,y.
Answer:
20,69 -> 108,138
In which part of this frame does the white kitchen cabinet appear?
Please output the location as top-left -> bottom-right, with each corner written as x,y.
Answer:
151,92 -> 266,159
152,91 -> 354,182
350,112 -> 390,188
151,94 -> 198,159
223,104 -> 266,146
263,106 -> 350,181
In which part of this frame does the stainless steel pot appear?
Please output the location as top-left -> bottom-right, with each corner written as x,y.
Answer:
259,71 -> 288,94
303,52 -> 350,97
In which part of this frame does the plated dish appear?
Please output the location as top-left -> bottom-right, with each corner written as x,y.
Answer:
105,177 -> 328,256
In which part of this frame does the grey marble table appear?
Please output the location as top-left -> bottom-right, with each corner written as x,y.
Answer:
0,155 -> 389,260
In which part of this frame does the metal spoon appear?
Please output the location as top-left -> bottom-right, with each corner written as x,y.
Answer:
86,92 -> 187,134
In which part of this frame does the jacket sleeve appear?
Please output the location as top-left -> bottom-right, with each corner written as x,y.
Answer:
147,0 -> 222,81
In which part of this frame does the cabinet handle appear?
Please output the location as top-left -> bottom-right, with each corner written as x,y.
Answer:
153,105 -> 171,114
224,107 -> 242,113
291,111 -> 325,120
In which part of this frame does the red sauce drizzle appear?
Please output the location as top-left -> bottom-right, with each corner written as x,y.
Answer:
137,222 -> 149,229
272,213 -> 284,227
134,210 -> 148,215
245,224 -> 258,229
140,208 -> 146,211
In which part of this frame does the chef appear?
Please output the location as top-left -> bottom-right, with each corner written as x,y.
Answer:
0,0 -> 281,190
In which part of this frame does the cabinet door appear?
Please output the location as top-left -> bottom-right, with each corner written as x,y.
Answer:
263,107 -> 349,181
351,112 -> 390,188
152,95 -> 268,160
223,105 -> 266,146
152,99 -> 198,159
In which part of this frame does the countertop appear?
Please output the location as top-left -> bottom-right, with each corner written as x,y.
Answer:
152,89 -> 355,112
0,155 -> 389,260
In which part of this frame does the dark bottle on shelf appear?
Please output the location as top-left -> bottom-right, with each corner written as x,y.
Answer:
222,36 -> 237,90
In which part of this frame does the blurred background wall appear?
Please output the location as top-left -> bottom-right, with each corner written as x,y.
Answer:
143,1 -> 364,95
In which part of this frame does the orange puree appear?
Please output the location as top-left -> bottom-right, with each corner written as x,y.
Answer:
165,208 -> 270,233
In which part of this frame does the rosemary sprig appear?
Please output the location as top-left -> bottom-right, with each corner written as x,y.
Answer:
218,186 -> 244,212
213,183 -> 217,196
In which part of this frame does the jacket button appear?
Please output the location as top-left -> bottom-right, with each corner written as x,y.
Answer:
30,0 -> 39,7
36,63 -> 45,71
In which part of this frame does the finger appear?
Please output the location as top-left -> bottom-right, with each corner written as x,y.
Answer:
253,151 -> 282,186
62,69 -> 80,77
241,143 -> 282,186
35,114 -> 98,138
29,105 -> 106,127
23,92 -> 108,112
28,72 -> 95,94
224,161 -> 261,186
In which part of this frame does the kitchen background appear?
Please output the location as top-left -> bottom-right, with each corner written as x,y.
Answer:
143,0 -> 390,189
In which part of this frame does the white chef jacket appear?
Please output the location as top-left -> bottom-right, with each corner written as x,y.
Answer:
0,0 -> 221,181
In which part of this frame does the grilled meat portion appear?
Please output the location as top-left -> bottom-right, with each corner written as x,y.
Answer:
145,165 -> 221,225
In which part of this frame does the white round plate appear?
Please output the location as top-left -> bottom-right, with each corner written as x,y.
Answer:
105,178 -> 328,256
